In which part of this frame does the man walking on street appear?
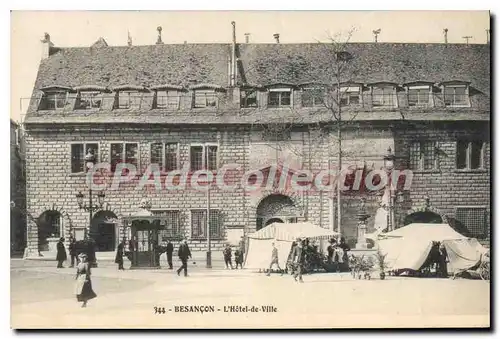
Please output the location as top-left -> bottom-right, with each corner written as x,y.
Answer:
69,236 -> 77,268
115,238 -> 125,270
56,237 -> 67,268
291,238 -> 304,283
223,243 -> 233,269
166,239 -> 174,269
266,242 -> 283,276
177,239 -> 192,277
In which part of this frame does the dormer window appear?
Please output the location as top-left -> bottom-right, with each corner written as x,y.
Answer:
407,84 -> 431,107
371,84 -> 397,107
112,86 -> 147,110
444,84 -> 469,107
240,88 -> 258,108
155,90 -> 180,110
340,86 -> 361,106
38,86 -> 71,110
302,87 -> 325,107
268,88 -> 291,107
75,91 -> 102,110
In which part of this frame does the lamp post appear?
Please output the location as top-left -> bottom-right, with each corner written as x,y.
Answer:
383,147 -> 404,231
76,148 -> 105,236
205,147 -> 212,269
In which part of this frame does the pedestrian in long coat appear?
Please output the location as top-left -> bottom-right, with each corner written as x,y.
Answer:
69,236 -> 77,268
56,237 -> 67,268
115,239 -> 125,270
74,253 -> 97,308
177,239 -> 192,277
166,240 -> 174,269
291,239 -> 305,283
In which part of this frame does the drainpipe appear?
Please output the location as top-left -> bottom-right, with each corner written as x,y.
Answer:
231,21 -> 237,87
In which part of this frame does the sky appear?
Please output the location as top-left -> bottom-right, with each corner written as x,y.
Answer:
10,10 -> 490,122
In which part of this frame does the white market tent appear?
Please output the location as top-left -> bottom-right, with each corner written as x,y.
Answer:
377,223 -> 488,274
244,222 -> 338,270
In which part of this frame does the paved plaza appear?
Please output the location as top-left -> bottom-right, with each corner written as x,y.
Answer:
11,259 -> 490,329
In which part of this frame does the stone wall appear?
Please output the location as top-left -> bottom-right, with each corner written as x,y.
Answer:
24,120 -> 491,255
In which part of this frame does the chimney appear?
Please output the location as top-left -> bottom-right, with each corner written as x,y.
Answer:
244,33 -> 250,44
40,32 -> 54,60
273,33 -> 280,43
443,28 -> 448,44
230,21 -> 237,87
127,31 -> 133,46
372,29 -> 381,43
462,36 -> 473,45
487,29 -> 490,44
156,26 -> 164,45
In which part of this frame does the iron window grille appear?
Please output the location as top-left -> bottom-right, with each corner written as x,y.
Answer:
191,209 -> 222,239
455,207 -> 487,239
409,141 -> 438,170
153,210 -> 182,239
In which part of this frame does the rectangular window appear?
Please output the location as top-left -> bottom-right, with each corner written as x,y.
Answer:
75,91 -> 102,110
110,142 -> 139,172
150,142 -> 179,171
240,89 -> 258,108
268,89 -> 291,107
372,87 -> 395,107
117,91 -> 141,109
409,141 -> 437,171
456,140 -> 484,170
408,86 -> 430,107
302,88 -> 324,107
40,92 -> 66,110
155,90 -> 179,110
71,143 -> 99,173
444,86 -> 468,107
455,207 -> 487,239
340,87 -> 360,106
154,210 -> 182,240
190,145 -> 218,171
191,209 -> 222,239
193,90 -> 217,108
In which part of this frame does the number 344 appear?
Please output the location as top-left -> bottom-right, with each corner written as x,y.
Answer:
154,307 -> 166,314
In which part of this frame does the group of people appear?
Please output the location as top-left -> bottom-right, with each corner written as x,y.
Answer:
56,235 -> 97,269
222,243 -> 244,269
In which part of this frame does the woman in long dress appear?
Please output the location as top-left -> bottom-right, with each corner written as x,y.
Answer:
75,253 -> 97,307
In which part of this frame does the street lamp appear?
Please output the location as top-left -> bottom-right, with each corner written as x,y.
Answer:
383,147 -> 397,231
76,148 -> 105,234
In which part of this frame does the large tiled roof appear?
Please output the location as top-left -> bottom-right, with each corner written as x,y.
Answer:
238,43 -> 490,94
25,41 -> 490,126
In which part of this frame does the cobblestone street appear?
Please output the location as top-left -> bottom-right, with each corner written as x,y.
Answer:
11,259 -> 490,329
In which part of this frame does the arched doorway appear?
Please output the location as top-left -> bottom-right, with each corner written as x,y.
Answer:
404,211 -> 443,226
256,194 -> 298,230
91,210 -> 118,252
38,210 -> 62,251
265,218 -> 285,226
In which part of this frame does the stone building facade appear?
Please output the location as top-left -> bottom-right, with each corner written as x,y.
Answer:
23,29 -> 490,256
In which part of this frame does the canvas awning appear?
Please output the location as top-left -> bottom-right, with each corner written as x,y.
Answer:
248,222 -> 338,242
